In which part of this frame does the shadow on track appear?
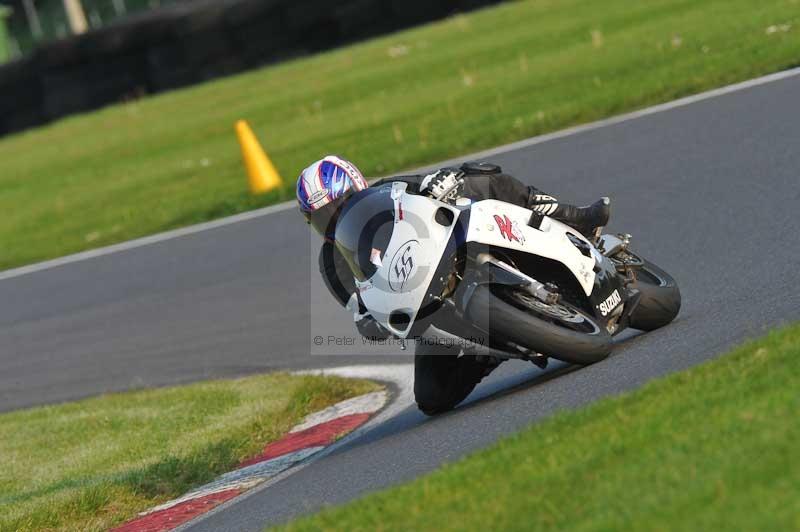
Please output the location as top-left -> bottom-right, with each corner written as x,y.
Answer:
326,327 -> 648,459
325,362 -> 576,459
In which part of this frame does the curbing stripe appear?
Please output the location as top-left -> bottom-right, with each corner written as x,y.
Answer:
112,389 -> 387,532
111,488 -> 242,532
182,447 -> 323,500
172,364 -> 414,532
147,447 -> 323,514
239,412 -> 371,467
289,390 -> 387,433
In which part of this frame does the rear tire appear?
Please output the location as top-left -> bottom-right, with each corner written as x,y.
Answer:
466,285 -> 613,365
413,343 -> 498,416
628,259 -> 681,331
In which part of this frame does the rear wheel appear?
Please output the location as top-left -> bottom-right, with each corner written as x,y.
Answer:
613,251 -> 681,331
466,284 -> 613,365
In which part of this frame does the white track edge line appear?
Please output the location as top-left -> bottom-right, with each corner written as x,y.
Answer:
3,66 -> 799,283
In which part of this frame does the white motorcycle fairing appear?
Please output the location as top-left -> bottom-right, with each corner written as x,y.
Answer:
464,200 -> 597,296
356,183 -> 459,337
356,189 -> 597,338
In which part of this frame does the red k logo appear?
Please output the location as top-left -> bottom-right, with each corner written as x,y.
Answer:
493,214 -> 524,244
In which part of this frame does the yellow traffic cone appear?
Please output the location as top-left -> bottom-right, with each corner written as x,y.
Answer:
235,120 -> 283,194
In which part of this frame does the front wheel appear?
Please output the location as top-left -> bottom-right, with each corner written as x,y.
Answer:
466,284 -> 613,365
619,254 -> 681,331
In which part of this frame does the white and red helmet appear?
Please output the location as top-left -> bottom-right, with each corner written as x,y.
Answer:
296,155 -> 368,238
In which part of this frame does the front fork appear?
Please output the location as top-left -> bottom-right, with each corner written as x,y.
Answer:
597,233 -> 644,334
598,233 -> 643,285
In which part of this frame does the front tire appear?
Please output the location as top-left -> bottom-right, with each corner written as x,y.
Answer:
627,258 -> 681,331
466,284 -> 613,365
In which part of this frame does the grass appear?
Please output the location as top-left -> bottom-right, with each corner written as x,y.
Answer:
278,324 -> 800,531
1,0 -> 800,270
0,372 -> 380,532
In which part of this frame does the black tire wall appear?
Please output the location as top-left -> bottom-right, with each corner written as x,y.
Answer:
0,0 -> 504,137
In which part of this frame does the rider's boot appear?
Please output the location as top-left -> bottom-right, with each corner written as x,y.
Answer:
531,196 -> 611,238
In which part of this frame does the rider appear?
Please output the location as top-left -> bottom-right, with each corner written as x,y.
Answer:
297,155 -> 610,415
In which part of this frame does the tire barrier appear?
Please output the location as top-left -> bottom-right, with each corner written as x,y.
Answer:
0,0 -> 503,137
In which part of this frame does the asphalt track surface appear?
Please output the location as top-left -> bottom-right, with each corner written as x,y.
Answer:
2,71 -> 800,528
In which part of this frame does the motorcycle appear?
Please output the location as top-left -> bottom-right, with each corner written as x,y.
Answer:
334,179 -> 681,365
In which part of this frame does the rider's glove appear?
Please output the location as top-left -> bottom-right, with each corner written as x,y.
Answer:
420,168 -> 465,203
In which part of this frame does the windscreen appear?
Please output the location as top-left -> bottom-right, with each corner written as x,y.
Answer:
334,186 -> 396,282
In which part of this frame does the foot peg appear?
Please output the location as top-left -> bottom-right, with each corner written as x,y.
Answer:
592,226 -> 603,243
531,354 -> 548,369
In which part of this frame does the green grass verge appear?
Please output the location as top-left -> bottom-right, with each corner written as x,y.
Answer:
278,324 -> 800,531
0,373 -> 380,532
2,0 -> 799,270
